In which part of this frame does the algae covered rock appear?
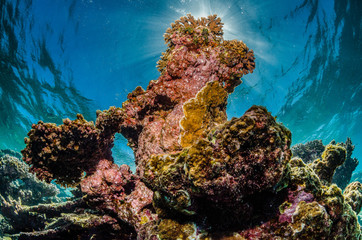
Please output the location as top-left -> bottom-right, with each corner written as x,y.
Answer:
309,141 -> 346,185
21,114 -> 114,186
144,104 -> 291,215
332,138 -> 359,189
292,138 -> 359,190
80,159 -> 156,231
344,181 -> 362,214
291,140 -> 325,164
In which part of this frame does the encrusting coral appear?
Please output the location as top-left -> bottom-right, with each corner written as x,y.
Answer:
144,103 -> 291,217
22,114 -> 115,186
292,138 -> 359,190
80,159 -> 156,231
344,182 -> 362,214
308,141 -> 347,185
5,14 -> 360,239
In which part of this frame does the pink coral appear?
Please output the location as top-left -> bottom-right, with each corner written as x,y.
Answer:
80,159 -> 155,230
96,14 -> 255,179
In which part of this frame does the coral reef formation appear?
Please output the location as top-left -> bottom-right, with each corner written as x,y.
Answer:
22,114 -> 114,186
80,159 -> 156,231
291,140 -> 325,164
0,152 -> 70,237
3,14 -> 361,239
95,14 -> 255,179
1,198 -> 135,239
344,182 -> 362,214
144,103 -> 291,217
308,141 -> 346,185
0,154 -> 60,205
292,138 -> 359,190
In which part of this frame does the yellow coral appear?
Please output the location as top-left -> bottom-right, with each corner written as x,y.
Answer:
158,219 -> 196,240
180,81 -> 228,148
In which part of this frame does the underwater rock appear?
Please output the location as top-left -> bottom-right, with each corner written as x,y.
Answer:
15,14 -> 361,239
332,138 -> 359,189
291,140 -> 325,164
309,141 -> 346,185
0,197 -> 83,235
21,114 -> 114,186
0,154 -> 60,205
344,182 -> 362,214
0,153 -> 72,238
144,104 -> 291,215
96,14 -> 255,179
140,158 -> 360,239
292,138 -> 359,190
2,199 -> 135,240
80,159 -> 156,231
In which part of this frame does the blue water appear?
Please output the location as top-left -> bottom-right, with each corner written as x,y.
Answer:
0,0 -> 361,171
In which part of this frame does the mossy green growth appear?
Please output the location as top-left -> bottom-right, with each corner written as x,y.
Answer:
344,181 -> 362,214
319,184 -> 344,219
145,105 -> 292,218
288,157 -> 322,195
309,142 -> 346,185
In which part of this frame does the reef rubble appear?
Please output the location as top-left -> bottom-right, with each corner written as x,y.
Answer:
1,14 -> 361,239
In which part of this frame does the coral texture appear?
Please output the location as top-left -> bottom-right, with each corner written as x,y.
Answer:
8,14 -> 361,239
0,198 -> 135,239
21,114 -> 114,186
292,138 -> 359,190
95,13 -> 255,179
0,154 -> 60,205
80,159 -> 156,231
344,181 -> 362,214
309,141 -> 346,185
144,104 -> 291,215
332,138 -> 359,189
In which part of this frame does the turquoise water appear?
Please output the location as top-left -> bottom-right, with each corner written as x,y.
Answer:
0,0 -> 361,169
